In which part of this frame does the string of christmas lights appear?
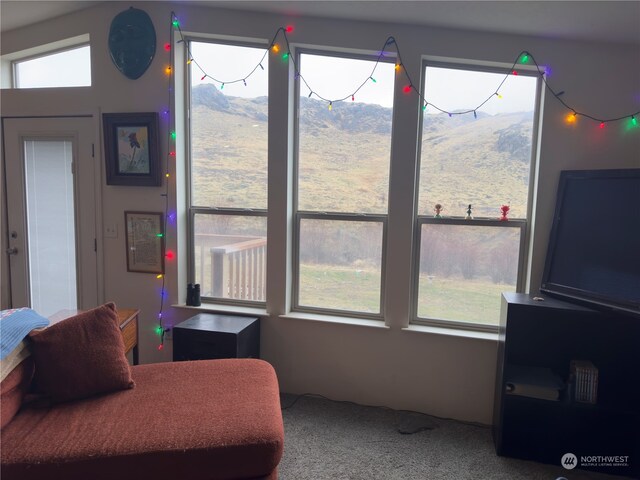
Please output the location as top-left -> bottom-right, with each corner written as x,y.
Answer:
170,11 -> 639,128
154,12 -> 639,349
155,14 -> 177,351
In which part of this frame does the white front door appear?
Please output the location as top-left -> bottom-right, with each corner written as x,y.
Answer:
3,117 -> 99,316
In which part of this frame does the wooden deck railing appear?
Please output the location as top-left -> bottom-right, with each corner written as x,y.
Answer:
195,234 -> 266,301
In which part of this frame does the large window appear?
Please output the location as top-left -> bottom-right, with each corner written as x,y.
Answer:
414,63 -> 539,329
189,40 -> 268,304
294,51 -> 395,316
14,45 -> 91,88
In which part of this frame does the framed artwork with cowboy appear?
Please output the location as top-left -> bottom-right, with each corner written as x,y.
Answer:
103,112 -> 160,186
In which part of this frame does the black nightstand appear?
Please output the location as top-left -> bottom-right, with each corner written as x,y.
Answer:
173,313 -> 260,361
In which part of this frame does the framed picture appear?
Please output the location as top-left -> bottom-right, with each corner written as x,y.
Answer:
103,112 -> 161,186
125,211 -> 164,274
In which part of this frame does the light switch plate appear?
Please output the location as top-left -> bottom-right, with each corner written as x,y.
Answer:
105,224 -> 118,238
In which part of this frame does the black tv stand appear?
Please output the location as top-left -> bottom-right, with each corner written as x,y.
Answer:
493,293 -> 639,477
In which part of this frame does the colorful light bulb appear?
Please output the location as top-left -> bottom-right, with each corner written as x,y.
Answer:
328,102 -> 333,111
403,85 -> 412,93
164,43 -> 171,52
286,25 -> 294,33
521,53 -> 529,63
158,344 -> 164,351
272,44 -> 280,53
369,76 -> 377,83
599,122 -> 605,129
632,116 -> 638,126
566,112 -> 577,124
282,52 -> 289,61
172,19 -> 180,28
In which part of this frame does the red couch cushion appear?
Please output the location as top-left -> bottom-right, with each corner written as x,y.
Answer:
28,303 -> 134,402
0,358 -> 34,429
1,359 -> 283,480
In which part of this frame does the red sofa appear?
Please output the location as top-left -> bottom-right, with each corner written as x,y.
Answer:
1,358 -> 284,480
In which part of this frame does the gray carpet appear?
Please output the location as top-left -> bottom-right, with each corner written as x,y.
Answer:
278,394 -> 633,480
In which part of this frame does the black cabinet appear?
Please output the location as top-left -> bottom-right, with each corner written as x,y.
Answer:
493,293 -> 640,477
173,313 -> 260,361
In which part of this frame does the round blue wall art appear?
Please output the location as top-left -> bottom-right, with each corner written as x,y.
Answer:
108,7 -> 156,80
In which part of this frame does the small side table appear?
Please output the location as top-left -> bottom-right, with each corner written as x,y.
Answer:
173,313 -> 260,362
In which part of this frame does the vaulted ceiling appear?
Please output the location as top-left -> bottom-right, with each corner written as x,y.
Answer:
1,1 -> 639,46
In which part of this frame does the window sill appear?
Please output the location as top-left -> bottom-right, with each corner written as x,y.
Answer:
172,303 -> 268,317
279,312 -> 389,329
403,323 -> 498,341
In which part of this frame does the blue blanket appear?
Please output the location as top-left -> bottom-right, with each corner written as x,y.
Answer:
0,308 -> 49,360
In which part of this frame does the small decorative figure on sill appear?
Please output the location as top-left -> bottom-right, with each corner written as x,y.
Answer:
434,203 -> 443,218
500,204 -> 510,221
465,204 -> 473,220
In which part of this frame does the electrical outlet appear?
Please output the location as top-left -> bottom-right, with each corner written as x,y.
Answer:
105,224 -> 118,238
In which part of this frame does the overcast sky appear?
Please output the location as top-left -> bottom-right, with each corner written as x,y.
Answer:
190,42 -> 538,115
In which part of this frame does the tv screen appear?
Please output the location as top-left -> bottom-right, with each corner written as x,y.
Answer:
541,168 -> 640,316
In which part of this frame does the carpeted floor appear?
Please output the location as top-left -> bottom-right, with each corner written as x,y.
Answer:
278,394 -> 634,480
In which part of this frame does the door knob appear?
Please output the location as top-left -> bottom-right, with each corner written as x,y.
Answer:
6,247 -> 18,255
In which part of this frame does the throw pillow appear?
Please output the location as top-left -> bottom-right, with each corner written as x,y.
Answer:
29,303 -> 134,402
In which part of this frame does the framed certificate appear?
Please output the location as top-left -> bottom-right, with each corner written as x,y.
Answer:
125,211 -> 164,273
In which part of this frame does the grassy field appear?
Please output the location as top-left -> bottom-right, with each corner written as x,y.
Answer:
299,264 -> 511,325
417,276 -> 512,324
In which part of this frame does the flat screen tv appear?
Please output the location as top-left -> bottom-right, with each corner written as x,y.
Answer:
541,168 -> 640,317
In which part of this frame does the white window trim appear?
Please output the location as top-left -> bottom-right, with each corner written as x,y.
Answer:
291,47 -> 397,320
185,36 -> 270,308
410,58 -> 544,333
1,34 -> 90,89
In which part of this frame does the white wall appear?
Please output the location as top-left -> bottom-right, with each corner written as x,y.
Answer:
1,1 -> 638,424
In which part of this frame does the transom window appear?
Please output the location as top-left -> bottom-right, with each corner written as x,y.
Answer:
13,45 -> 91,88
413,63 -> 540,329
294,51 -> 396,316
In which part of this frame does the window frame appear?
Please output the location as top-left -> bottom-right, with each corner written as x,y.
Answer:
292,47 -> 397,319
186,36 -> 270,307
410,58 -> 543,332
12,43 -> 91,88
